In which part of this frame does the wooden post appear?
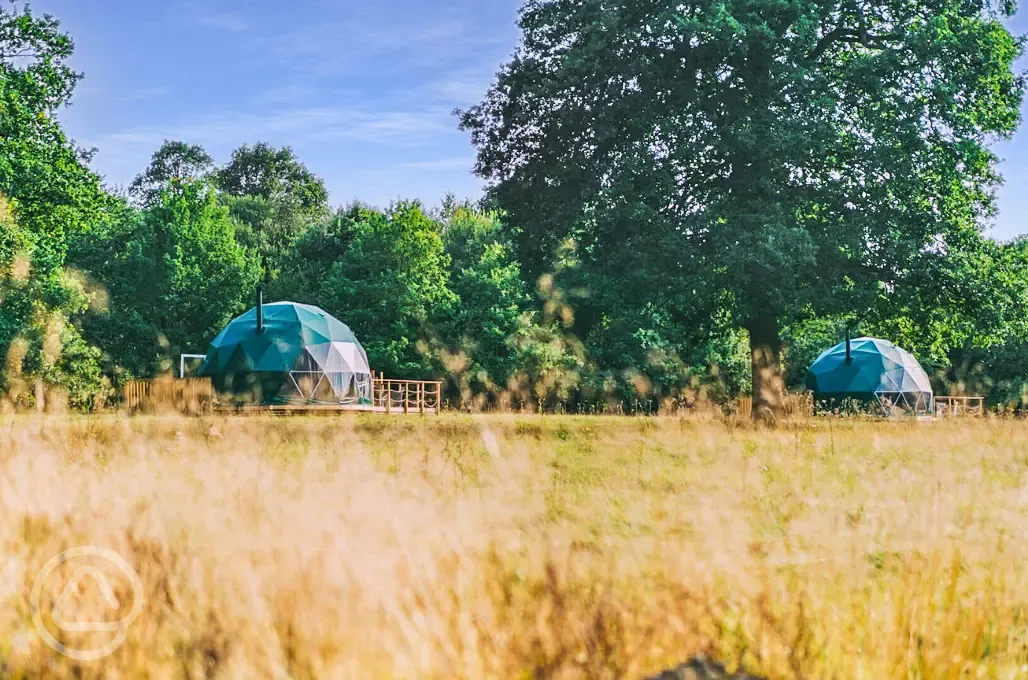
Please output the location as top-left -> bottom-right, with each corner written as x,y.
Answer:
386,379 -> 391,415
418,382 -> 424,415
403,382 -> 409,415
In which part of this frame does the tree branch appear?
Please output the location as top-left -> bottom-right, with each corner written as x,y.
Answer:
809,23 -> 904,62
0,48 -> 40,60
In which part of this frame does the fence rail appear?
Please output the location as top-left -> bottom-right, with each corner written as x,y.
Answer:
371,373 -> 443,415
935,396 -> 985,418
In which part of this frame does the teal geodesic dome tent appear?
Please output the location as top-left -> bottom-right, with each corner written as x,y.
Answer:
198,301 -> 372,405
804,337 -> 933,413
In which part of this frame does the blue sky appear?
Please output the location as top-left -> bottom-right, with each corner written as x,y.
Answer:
27,0 -> 1028,240
32,0 -> 522,209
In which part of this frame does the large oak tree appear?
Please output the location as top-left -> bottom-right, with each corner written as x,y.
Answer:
461,0 -> 1024,415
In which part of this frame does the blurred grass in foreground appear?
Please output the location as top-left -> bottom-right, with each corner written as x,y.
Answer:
1,414 -> 1027,678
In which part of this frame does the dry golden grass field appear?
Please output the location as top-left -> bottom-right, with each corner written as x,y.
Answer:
1,414 -> 1027,679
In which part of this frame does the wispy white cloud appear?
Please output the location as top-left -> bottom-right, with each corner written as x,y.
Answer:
252,84 -> 319,106
118,86 -> 173,102
81,104 -> 456,184
260,13 -> 505,79
92,108 -> 448,155
192,12 -> 248,32
426,72 -> 494,106
399,156 -> 475,171
271,17 -> 468,58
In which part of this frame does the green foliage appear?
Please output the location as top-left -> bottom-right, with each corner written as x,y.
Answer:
948,341 -> 1028,410
129,140 -> 214,207
781,317 -> 850,388
438,201 -> 580,405
575,298 -> 751,407
0,2 -> 112,286
224,193 -> 313,285
0,4 -> 113,407
865,236 -> 1028,369
271,203 -> 361,300
782,237 -> 1028,392
313,201 -> 456,378
69,181 -> 261,378
0,194 -> 110,408
441,204 -> 528,388
215,142 -> 327,286
216,142 -> 329,218
271,200 -> 582,406
928,238 -> 1028,408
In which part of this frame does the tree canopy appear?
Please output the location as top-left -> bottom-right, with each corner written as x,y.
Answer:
216,142 -> 329,217
460,0 -> 1025,415
129,140 -> 215,207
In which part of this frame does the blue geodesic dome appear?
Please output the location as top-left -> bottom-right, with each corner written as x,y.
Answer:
804,337 -> 933,413
198,302 -> 372,405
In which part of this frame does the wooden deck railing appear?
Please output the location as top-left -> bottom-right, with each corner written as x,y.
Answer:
935,396 -> 985,418
124,377 -> 214,414
371,373 -> 443,415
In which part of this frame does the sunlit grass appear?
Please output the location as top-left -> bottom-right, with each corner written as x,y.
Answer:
1,414 -> 1027,678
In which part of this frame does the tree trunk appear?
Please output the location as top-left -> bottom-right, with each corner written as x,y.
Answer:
747,311 -> 784,421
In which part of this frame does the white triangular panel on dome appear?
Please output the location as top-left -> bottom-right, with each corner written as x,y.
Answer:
304,343 -> 333,370
320,342 -> 371,374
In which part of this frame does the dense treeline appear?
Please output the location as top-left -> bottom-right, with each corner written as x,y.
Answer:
3,1 -> 1028,412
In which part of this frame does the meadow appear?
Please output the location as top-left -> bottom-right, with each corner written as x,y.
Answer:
1,413 -> 1027,679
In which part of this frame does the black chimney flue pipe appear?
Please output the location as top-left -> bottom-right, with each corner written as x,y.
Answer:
845,327 -> 852,364
257,286 -> 264,335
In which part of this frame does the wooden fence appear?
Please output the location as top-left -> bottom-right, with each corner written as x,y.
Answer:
123,376 -> 213,413
371,373 -> 443,415
123,377 -> 214,415
935,396 -> 985,418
